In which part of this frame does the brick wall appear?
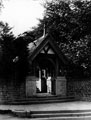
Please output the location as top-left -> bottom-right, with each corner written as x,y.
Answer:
67,78 -> 91,101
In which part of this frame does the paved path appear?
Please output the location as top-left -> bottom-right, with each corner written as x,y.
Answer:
0,115 -> 91,120
0,101 -> 91,119
0,101 -> 91,111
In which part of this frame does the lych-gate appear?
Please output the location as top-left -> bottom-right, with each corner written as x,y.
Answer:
26,34 -> 68,97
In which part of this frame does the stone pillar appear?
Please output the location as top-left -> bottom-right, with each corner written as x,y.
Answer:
26,76 -> 38,97
56,76 -> 66,96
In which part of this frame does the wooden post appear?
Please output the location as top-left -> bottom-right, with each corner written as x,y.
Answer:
56,58 -> 59,77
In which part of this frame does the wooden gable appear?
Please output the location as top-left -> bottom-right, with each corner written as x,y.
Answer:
28,34 -> 69,65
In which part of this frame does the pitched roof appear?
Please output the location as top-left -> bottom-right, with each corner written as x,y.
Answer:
28,34 -> 69,65
28,34 -> 47,57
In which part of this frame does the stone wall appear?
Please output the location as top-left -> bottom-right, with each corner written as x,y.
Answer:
56,76 -> 66,96
26,76 -> 38,97
67,78 -> 91,101
0,78 -> 25,103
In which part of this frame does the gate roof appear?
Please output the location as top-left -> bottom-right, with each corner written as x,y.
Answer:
28,34 -> 69,65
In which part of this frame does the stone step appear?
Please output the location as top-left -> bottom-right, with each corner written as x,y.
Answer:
31,110 -> 91,114
19,95 -> 74,99
9,96 -> 76,105
0,108 -> 91,119
31,112 -> 91,118
12,110 -> 91,119
15,99 -> 75,104
25,96 -> 75,101
25,116 -> 91,120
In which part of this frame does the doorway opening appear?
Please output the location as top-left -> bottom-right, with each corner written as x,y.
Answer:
36,58 -> 56,94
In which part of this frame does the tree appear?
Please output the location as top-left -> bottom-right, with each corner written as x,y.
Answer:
0,22 -> 15,78
0,22 -> 30,83
45,0 -> 91,77
13,34 -> 30,83
0,0 -> 3,11
26,0 -> 91,77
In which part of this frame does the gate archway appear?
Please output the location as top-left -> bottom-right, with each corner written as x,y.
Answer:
27,34 -> 68,97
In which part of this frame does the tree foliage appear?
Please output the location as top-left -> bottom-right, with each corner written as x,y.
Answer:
0,22 -> 15,78
45,0 -> 91,77
13,35 -> 29,82
0,1 -> 29,81
0,0 -> 3,11
26,0 -> 91,77
0,23 -> 29,82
